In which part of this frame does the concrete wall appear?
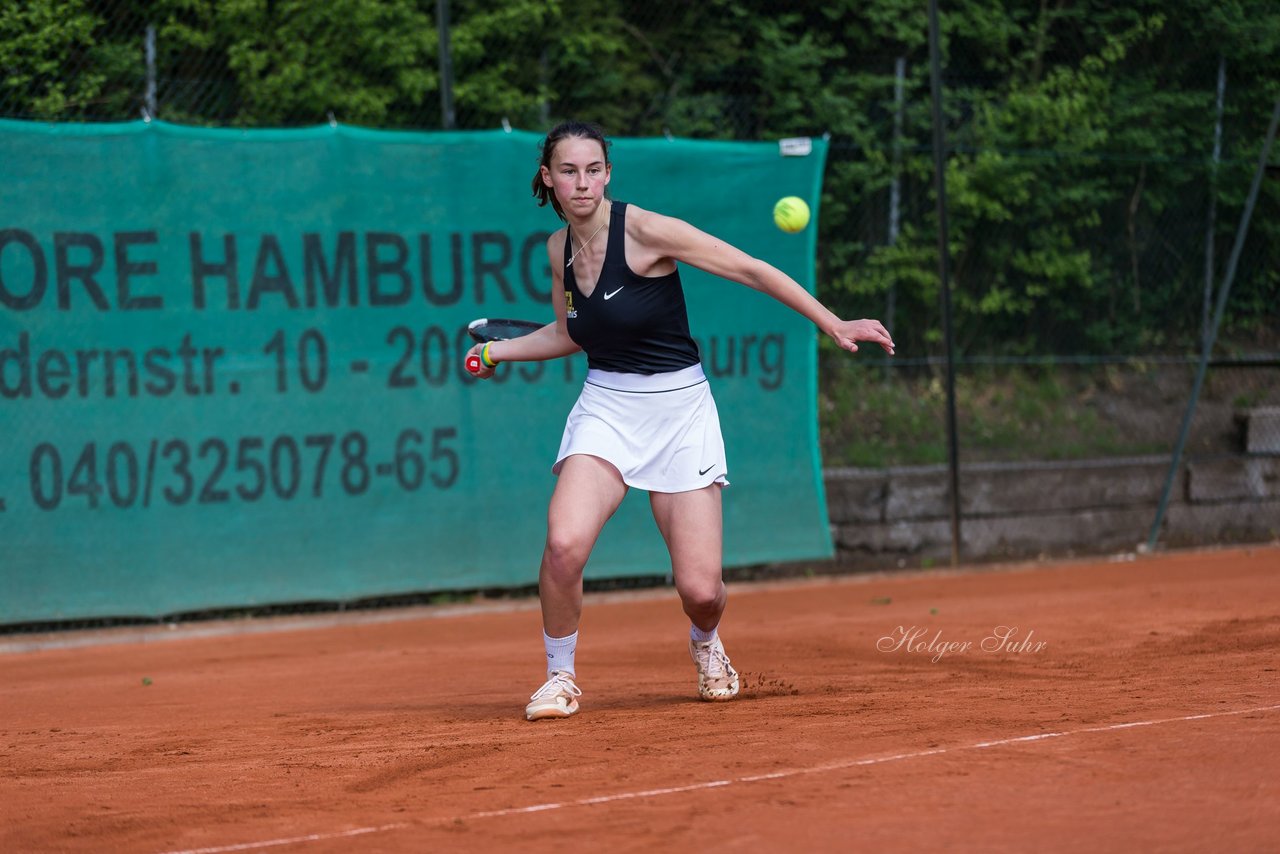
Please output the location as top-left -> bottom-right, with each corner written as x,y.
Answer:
823,455 -> 1280,567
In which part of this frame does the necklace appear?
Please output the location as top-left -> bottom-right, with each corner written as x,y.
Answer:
566,214 -> 609,268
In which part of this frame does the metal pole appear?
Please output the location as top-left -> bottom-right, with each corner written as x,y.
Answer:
436,0 -> 456,129
144,24 -> 157,119
927,0 -> 962,566
1201,56 -> 1226,352
887,56 -> 906,340
1147,98 -> 1280,551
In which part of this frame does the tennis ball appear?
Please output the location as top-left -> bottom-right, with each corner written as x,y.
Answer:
773,196 -> 810,233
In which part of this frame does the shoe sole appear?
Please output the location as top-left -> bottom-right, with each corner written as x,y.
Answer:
698,672 -> 740,702
699,684 -> 740,702
525,700 -> 579,721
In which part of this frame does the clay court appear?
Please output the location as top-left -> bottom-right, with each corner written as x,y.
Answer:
2,545 -> 1277,852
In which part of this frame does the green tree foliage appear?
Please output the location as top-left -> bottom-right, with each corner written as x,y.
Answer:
1,0 -> 1276,355
0,0 -> 138,117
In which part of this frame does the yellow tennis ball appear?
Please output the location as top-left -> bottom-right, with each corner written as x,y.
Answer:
773,196 -> 810,233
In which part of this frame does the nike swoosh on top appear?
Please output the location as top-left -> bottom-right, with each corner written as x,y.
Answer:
603,288 -> 624,300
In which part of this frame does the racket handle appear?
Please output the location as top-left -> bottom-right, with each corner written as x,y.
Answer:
465,354 -> 482,374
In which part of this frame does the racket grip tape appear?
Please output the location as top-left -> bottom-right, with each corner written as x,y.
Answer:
465,343 -> 498,375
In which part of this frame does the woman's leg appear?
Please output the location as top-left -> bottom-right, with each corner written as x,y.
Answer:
650,484 -> 738,701
540,454 -> 628,636
526,454 -> 628,721
649,483 -> 725,629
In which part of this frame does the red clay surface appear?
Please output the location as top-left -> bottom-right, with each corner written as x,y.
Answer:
2,545 -> 1278,853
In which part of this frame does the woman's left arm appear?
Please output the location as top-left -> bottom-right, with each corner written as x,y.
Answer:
633,208 -> 894,355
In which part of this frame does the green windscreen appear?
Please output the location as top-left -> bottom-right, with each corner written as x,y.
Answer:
0,120 -> 831,623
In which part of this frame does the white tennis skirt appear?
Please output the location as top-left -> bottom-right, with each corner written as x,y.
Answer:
553,364 -> 729,493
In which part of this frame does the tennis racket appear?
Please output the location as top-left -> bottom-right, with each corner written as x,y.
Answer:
465,318 -> 544,374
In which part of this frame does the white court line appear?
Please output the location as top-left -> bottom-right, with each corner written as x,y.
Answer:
465,702 -> 1280,819
158,703 -> 1280,853
160,824 -> 409,854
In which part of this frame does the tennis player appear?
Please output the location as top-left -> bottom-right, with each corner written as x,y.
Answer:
467,121 -> 894,721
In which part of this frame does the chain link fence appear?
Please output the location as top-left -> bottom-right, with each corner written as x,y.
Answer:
4,0 -> 1278,521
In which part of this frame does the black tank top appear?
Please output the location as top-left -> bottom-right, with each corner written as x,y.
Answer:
563,202 -> 701,374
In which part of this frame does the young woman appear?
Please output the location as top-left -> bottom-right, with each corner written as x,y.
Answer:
467,121 -> 894,721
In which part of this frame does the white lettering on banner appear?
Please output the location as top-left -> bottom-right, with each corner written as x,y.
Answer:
877,626 -> 1048,662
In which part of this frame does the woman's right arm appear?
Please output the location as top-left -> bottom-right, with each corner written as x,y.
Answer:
465,230 -> 581,378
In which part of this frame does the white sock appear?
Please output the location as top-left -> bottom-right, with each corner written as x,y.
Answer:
689,624 -> 718,644
543,630 -> 578,676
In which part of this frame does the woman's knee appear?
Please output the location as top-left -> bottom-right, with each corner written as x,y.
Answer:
677,575 -> 725,613
542,528 -> 592,579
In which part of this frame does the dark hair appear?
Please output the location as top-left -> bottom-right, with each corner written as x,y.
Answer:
531,121 -> 612,221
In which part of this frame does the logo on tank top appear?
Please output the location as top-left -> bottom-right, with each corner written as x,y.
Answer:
564,289 -> 577,319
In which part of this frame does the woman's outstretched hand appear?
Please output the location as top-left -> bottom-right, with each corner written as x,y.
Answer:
828,318 -> 895,355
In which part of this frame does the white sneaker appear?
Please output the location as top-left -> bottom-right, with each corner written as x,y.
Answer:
525,670 -> 582,721
689,636 -> 739,701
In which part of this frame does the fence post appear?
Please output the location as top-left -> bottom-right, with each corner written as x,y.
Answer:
144,24 -> 157,119
1201,56 -> 1226,353
437,0 -> 456,129
927,0 -> 961,566
1147,99 -> 1280,551
886,55 -> 906,341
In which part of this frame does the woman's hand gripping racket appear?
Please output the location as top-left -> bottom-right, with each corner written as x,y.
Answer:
464,318 -> 544,375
